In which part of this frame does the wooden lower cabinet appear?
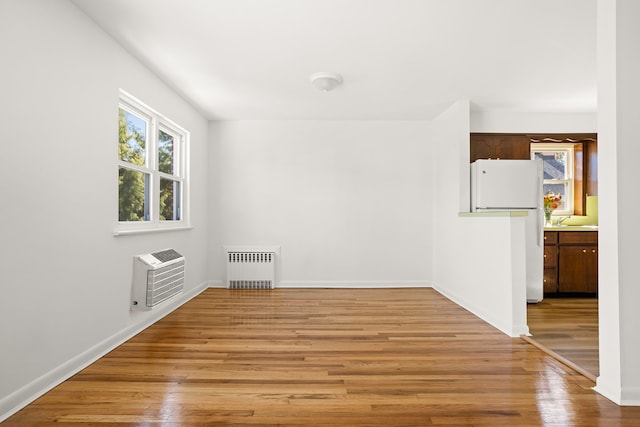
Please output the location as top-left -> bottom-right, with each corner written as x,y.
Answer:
543,231 -> 559,294
543,231 -> 598,295
558,246 -> 598,293
543,245 -> 558,293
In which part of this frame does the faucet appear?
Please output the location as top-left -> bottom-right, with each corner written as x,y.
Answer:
558,216 -> 571,225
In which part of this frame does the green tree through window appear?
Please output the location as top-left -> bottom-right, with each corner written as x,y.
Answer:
118,108 -> 148,221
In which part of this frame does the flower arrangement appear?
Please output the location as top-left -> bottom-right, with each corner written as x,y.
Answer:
544,192 -> 562,211
543,191 -> 562,225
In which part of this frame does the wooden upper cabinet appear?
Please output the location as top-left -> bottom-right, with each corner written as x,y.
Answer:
470,134 -> 531,162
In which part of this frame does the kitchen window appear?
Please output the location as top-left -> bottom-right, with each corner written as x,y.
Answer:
531,143 -> 574,215
116,90 -> 189,235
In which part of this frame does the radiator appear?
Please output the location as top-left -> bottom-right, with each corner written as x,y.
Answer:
226,251 -> 276,289
131,249 -> 185,310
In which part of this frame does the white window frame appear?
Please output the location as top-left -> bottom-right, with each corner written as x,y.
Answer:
531,143 -> 574,216
115,90 -> 190,236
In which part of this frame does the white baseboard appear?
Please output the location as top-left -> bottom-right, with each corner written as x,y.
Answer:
433,284 -> 529,338
207,280 -> 432,289
594,382 -> 640,406
0,281 -> 209,423
278,280 -> 432,288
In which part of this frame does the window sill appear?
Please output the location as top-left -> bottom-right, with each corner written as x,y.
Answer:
113,225 -> 194,237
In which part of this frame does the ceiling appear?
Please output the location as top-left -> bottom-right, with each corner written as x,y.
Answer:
70,0 -> 597,120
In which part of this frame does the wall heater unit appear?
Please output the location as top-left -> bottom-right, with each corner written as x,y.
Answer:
131,249 -> 185,311
226,251 -> 276,289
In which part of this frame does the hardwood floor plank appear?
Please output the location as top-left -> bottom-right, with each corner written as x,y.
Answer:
5,288 -> 638,426
527,297 -> 599,377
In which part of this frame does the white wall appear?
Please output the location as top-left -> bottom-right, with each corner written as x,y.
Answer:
0,0 -> 210,419
471,110 -> 597,133
4,0 -> 634,420
209,120 -> 433,287
431,100 -> 529,337
595,0 -> 640,405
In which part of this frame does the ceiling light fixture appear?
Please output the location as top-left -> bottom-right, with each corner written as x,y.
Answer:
310,72 -> 343,92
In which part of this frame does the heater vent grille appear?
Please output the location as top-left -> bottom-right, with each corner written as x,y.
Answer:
151,249 -> 183,263
226,251 -> 276,290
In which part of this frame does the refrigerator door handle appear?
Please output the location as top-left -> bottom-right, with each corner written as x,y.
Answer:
536,208 -> 543,247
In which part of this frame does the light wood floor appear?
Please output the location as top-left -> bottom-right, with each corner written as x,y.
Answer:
527,297 -> 599,379
6,288 -> 639,426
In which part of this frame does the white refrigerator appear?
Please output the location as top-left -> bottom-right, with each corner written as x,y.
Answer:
470,159 -> 544,303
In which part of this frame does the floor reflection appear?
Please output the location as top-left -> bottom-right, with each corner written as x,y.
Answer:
535,366 -> 576,426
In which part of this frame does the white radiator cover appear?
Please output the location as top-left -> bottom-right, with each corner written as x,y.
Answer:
225,247 -> 279,289
131,249 -> 185,310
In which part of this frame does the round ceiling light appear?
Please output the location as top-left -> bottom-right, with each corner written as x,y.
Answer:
310,72 -> 343,92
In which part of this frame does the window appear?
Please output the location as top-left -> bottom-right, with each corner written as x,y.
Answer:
531,143 -> 574,215
117,90 -> 188,234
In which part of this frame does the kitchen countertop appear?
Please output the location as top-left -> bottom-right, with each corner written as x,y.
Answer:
544,225 -> 598,231
458,212 -> 598,231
